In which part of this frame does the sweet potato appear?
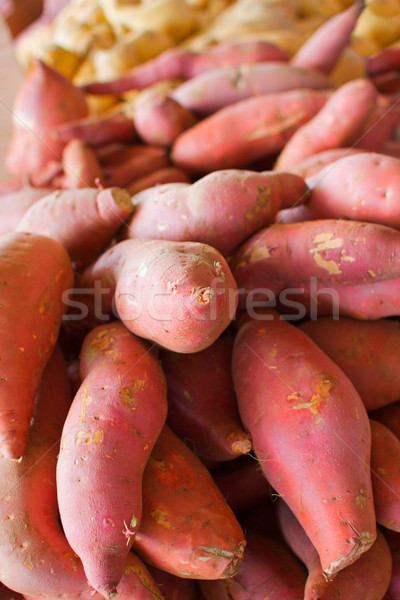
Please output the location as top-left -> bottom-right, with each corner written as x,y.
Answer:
54,108 -> 136,147
146,566 -> 198,600
161,335 -> 251,462
170,62 -> 332,115
0,232 -> 73,458
0,345 -> 89,596
275,79 -> 377,171
367,46 -> 400,75
370,401 -> 400,440
126,167 -> 191,196
291,0 -> 364,75
6,59 -> 88,177
0,585 -> 22,600
233,312 -> 376,579
278,500 -> 392,600
231,219 -> 400,307
274,147 -> 362,179
370,419 -> 400,531
79,239 -> 237,353
57,322 -> 167,599
17,187 -> 133,271
299,317 -> 400,411
200,531 -> 307,600
24,552 -> 165,600
124,170 -> 309,254
0,187 -> 49,235
383,529 -> 400,600
171,89 -> 330,174
212,455 -> 271,513
134,425 -> 246,579
355,95 -> 400,153
82,40 -> 289,95
133,89 -> 197,147
59,139 -> 104,189
305,153 -> 400,227
100,144 -> 168,188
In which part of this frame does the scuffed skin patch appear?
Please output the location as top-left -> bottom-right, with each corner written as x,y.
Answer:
291,376 -> 336,415
309,232 -> 343,274
356,488 -> 368,509
250,245 -> 271,263
76,430 -> 103,445
119,378 -> 146,409
150,508 -> 173,529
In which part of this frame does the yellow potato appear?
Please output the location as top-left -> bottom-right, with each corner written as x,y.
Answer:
350,34 -> 381,57
366,0 -> 400,18
14,24 -> 54,68
329,46 -> 366,86
40,45 -> 82,79
297,0 -> 344,18
354,6 -> 400,47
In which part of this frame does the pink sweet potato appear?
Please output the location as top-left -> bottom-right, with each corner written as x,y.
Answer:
171,63 -> 332,116
275,79 -> 377,171
100,144 -> 168,188
370,419 -> 400,531
233,312 -> 376,579
200,531 -> 307,600
278,147 -> 362,179
83,40 -> 289,95
0,186 -> 49,234
146,566 -> 198,600
305,153 -> 400,227
0,232 -> 73,458
57,322 -> 167,599
6,59 -> 88,176
126,167 -> 191,196
59,139 -> 104,189
231,219 -> 400,307
161,335 -> 251,462
171,89 -> 330,174
133,88 -> 197,146
124,170 -> 309,254
299,317 -> 400,411
134,425 -> 246,579
367,47 -> 400,76
291,0 -> 364,75
54,108 -> 136,147
79,239 -> 237,353
278,500 -> 392,600
0,345 -> 89,596
17,187 -> 133,270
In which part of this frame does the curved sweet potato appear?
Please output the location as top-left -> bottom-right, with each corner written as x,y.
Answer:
124,170 -> 309,254
59,139 -> 104,189
233,313 -> 376,579
79,239 -> 237,353
299,317 -> 400,411
0,345 -> 89,596
17,187 -> 133,270
275,79 -> 377,171
0,232 -> 73,458
134,426 -> 246,579
278,500 -> 391,600
57,322 -> 167,599
200,531 -> 307,600
161,335 -> 251,462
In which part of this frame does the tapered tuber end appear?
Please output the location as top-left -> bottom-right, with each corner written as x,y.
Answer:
0,410 -> 28,460
231,436 -> 252,455
221,539 -> 247,578
323,530 -> 376,580
97,187 -> 134,224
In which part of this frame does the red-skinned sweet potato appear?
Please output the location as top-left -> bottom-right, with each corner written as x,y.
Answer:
171,89 -> 331,174
123,170 -> 309,255
355,95 -> 400,153
54,108 -> 137,147
367,46 -> 400,75
383,529 -> 400,600
370,401 -> 400,440
56,322 -> 167,599
146,566 -> 198,600
200,531 -> 307,600
0,345 -> 90,596
99,144 -> 168,188
275,79 -> 377,171
160,335 -> 251,462
305,153 -> 400,227
134,425 -> 246,579
126,167 -> 191,196
59,139 -> 104,189
0,232 -> 73,458
170,62 -> 332,116
6,59 -> 88,176
233,311 -> 376,579
370,419 -> 400,531
299,317 -> 400,411
82,40 -> 289,95
291,0 -> 364,75
278,500 -> 392,600
279,147 -> 362,179
0,187 -> 50,235
231,219 -> 400,307
78,239 -> 237,353
17,187 -> 133,271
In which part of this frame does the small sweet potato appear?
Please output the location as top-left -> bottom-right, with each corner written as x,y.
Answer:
278,500 -> 392,600
161,335 -> 251,462
79,239 -> 237,353
200,531 -> 307,600
124,170 -> 309,254
275,79 -> 377,171
0,232 -> 73,458
59,139 -> 104,189
17,187 -> 133,270
57,322 -> 167,599
54,108 -> 136,147
233,312 -> 376,579
134,426 -> 246,579
126,167 -> 191,196
299,317 -> 400,411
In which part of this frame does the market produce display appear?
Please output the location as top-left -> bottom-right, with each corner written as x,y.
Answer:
3,0 -> 400,599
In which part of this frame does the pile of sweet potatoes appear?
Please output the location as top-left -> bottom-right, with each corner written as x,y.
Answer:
3,2 -> 400,599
